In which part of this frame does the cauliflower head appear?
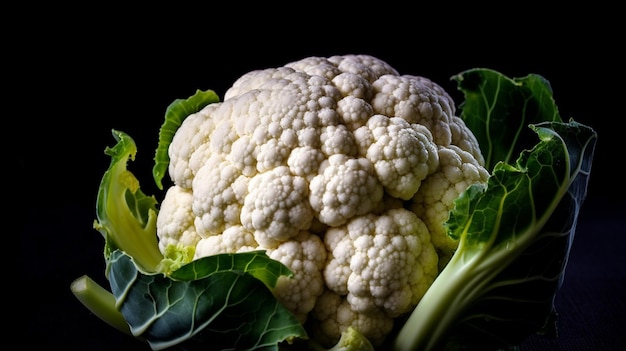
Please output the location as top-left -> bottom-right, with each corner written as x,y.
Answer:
156,54 -> 489,347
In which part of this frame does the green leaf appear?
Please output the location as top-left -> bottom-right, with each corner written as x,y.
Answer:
442,121 -> 596,349
108,250 -> 306,351
94,129 -> 163,273
170,250 -> 293,288
393,69 -> 597,351
452,68 -> 561,170
153,89 -> 220,190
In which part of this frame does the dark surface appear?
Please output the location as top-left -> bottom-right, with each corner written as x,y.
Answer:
20,4 -> 623,350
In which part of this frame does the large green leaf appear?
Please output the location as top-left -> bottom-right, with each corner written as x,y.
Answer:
108,250 -> 307,351
452,68 -> 561,170
441,121 -> 596,350
392,69 -> 597,351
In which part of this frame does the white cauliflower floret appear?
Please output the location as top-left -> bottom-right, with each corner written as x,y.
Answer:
192,154 -> 249,236
310,289 -> 394,348
323,208 -> 438,318
371,74 -> 455,145
167,104 -> 219,189
309,154 -> 383,227
266,231 -> 327,323
156,185 -> 201,253
336,95 -> 374,129
241,166 -> 314,248
410,145 -> 490,267
156,54 -> 489,347
371,74 -> 484,164
354,115 -> 439,200
194,225 -> 257,256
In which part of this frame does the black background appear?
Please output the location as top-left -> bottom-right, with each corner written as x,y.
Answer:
19,4 -> 624,350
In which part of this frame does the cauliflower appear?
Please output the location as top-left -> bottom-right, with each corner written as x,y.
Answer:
155,54 -> 489,347
78,62 -> 596,351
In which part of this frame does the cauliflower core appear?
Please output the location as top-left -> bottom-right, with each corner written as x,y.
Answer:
156,54 -> 489,347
